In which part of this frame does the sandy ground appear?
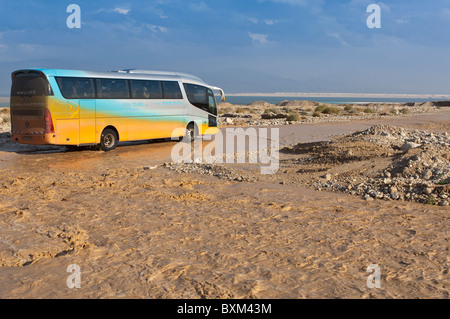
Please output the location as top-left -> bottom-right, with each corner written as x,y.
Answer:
0,107 -> 449,299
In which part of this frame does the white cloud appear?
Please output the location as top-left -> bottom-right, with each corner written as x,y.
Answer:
248,32 -> 268,44
248,17 -> 259,24
264,19 -> 275,25
146,24 -> 169,33
114,8 -> 130,15
395,19 -> 409,25
326,32 -> 349,47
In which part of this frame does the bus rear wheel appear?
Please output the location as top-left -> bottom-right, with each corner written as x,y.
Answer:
100,128 -> 118,151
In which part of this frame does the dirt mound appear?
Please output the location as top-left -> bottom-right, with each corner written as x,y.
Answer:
275,100 -> 319,108
282,140 -> 390,165
246,100 -> 273,107
304,125 -> 450,205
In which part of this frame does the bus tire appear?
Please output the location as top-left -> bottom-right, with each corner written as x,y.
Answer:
186,123 -> 198,142
100,128 -> 118,151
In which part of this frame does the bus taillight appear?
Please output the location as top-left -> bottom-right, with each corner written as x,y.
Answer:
44,108 -> 55,134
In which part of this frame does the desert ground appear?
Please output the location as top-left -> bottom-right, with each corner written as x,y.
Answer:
0,102 -> 449,299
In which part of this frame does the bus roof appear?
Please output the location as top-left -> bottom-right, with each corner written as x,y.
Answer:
13,68 -> 209,87
12,68 -> 226,101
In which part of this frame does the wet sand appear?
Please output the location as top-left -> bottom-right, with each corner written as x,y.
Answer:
0,110 -> 449,299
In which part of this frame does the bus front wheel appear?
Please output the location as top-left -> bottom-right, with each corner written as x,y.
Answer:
100,128 -> 118,151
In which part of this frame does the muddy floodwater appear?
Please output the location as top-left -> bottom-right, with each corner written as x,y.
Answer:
0,111 -> 449,299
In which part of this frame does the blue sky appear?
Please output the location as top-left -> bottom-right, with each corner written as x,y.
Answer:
1,0 -> 450,95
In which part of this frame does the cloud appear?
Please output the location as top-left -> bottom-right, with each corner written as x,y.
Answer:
395,18 -> 409,25
248,17 -> 259,24
146,24 -> 169,33
326,32 -> 349,46
114,8 -> 130,15
248,32 -> 268,44
189,2 -> 210,12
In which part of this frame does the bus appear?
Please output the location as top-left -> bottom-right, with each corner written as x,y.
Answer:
10,68 -> 225,151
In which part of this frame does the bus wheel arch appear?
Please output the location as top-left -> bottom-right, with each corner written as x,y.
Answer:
186,121 -> 199,142
100,126 -> 119,151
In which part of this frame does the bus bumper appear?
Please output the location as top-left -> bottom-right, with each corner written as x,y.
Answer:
11,133 -> 57,145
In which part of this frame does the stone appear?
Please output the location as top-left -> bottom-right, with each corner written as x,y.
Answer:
401,142 -> 421,152
225,118 -> 234,125
391,192 -> 400,200
422,169 -> 433,180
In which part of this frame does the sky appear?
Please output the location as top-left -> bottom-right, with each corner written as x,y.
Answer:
1,0 -> 450,95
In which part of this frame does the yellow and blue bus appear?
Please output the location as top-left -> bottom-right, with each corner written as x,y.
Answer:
10,68 -> 225,151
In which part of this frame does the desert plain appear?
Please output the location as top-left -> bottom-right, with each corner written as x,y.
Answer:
0,100 -> 449,299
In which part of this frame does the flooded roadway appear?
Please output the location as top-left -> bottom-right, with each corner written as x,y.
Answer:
0,110 -> 449,299
0,111 -> 449,174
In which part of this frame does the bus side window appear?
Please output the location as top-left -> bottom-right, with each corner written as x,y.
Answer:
96,79 -> 129,99
56,77 -> 95,99
131,80 -> 163,99
162,81 -> 183,99
208,89 -> 217,115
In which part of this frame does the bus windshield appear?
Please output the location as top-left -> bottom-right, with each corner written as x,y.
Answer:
11,71 -> 53,97
183,83 -> 217,115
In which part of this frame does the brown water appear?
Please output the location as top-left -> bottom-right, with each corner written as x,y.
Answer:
0,112 -> 448,299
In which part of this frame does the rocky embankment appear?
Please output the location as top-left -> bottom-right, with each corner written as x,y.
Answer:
307,125 -> 450,206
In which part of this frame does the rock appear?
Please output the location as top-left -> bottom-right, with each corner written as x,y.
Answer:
391,192 -> 400,200
439,200 -> 449,206
422,169 -> 433,180
401,142 -> 422,152
225,118 -> 234,125
423,187 -> 433,195
364,194 -> 374,201
389,186 -> 398,194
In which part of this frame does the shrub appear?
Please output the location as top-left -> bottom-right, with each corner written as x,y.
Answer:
426,196 -> 437,205
312,111 -> 321,117
314,105 -> 327,113
363,107 -> 375,114
323,107 -> 341,115
314,105 -> 341,115
344,105 -> 353,111
399,107 -> 409,114
264,108 -> 280,114
286,112 -> 300,121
